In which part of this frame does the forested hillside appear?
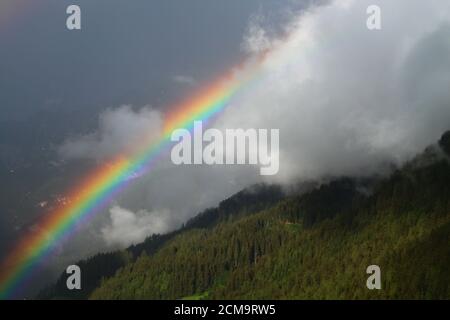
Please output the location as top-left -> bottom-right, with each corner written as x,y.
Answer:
42,132 -> 450,299
38,185 -> 285,299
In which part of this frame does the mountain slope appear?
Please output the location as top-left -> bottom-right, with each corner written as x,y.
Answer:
38,184 -> 284,299
89,135 -> 450,300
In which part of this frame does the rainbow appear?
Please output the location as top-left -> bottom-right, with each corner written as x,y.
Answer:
0,55 -> 266,299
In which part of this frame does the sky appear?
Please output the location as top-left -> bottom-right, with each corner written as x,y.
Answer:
1,0 -> 450,297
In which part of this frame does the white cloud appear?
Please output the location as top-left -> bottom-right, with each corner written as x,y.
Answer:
242,13 -> 273,54
101,206 -> 172,247
218,0 -> 450,183
59,105 -> 163,161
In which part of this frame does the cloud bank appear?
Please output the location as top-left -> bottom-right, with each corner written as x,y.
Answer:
218,0 -> 450,183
